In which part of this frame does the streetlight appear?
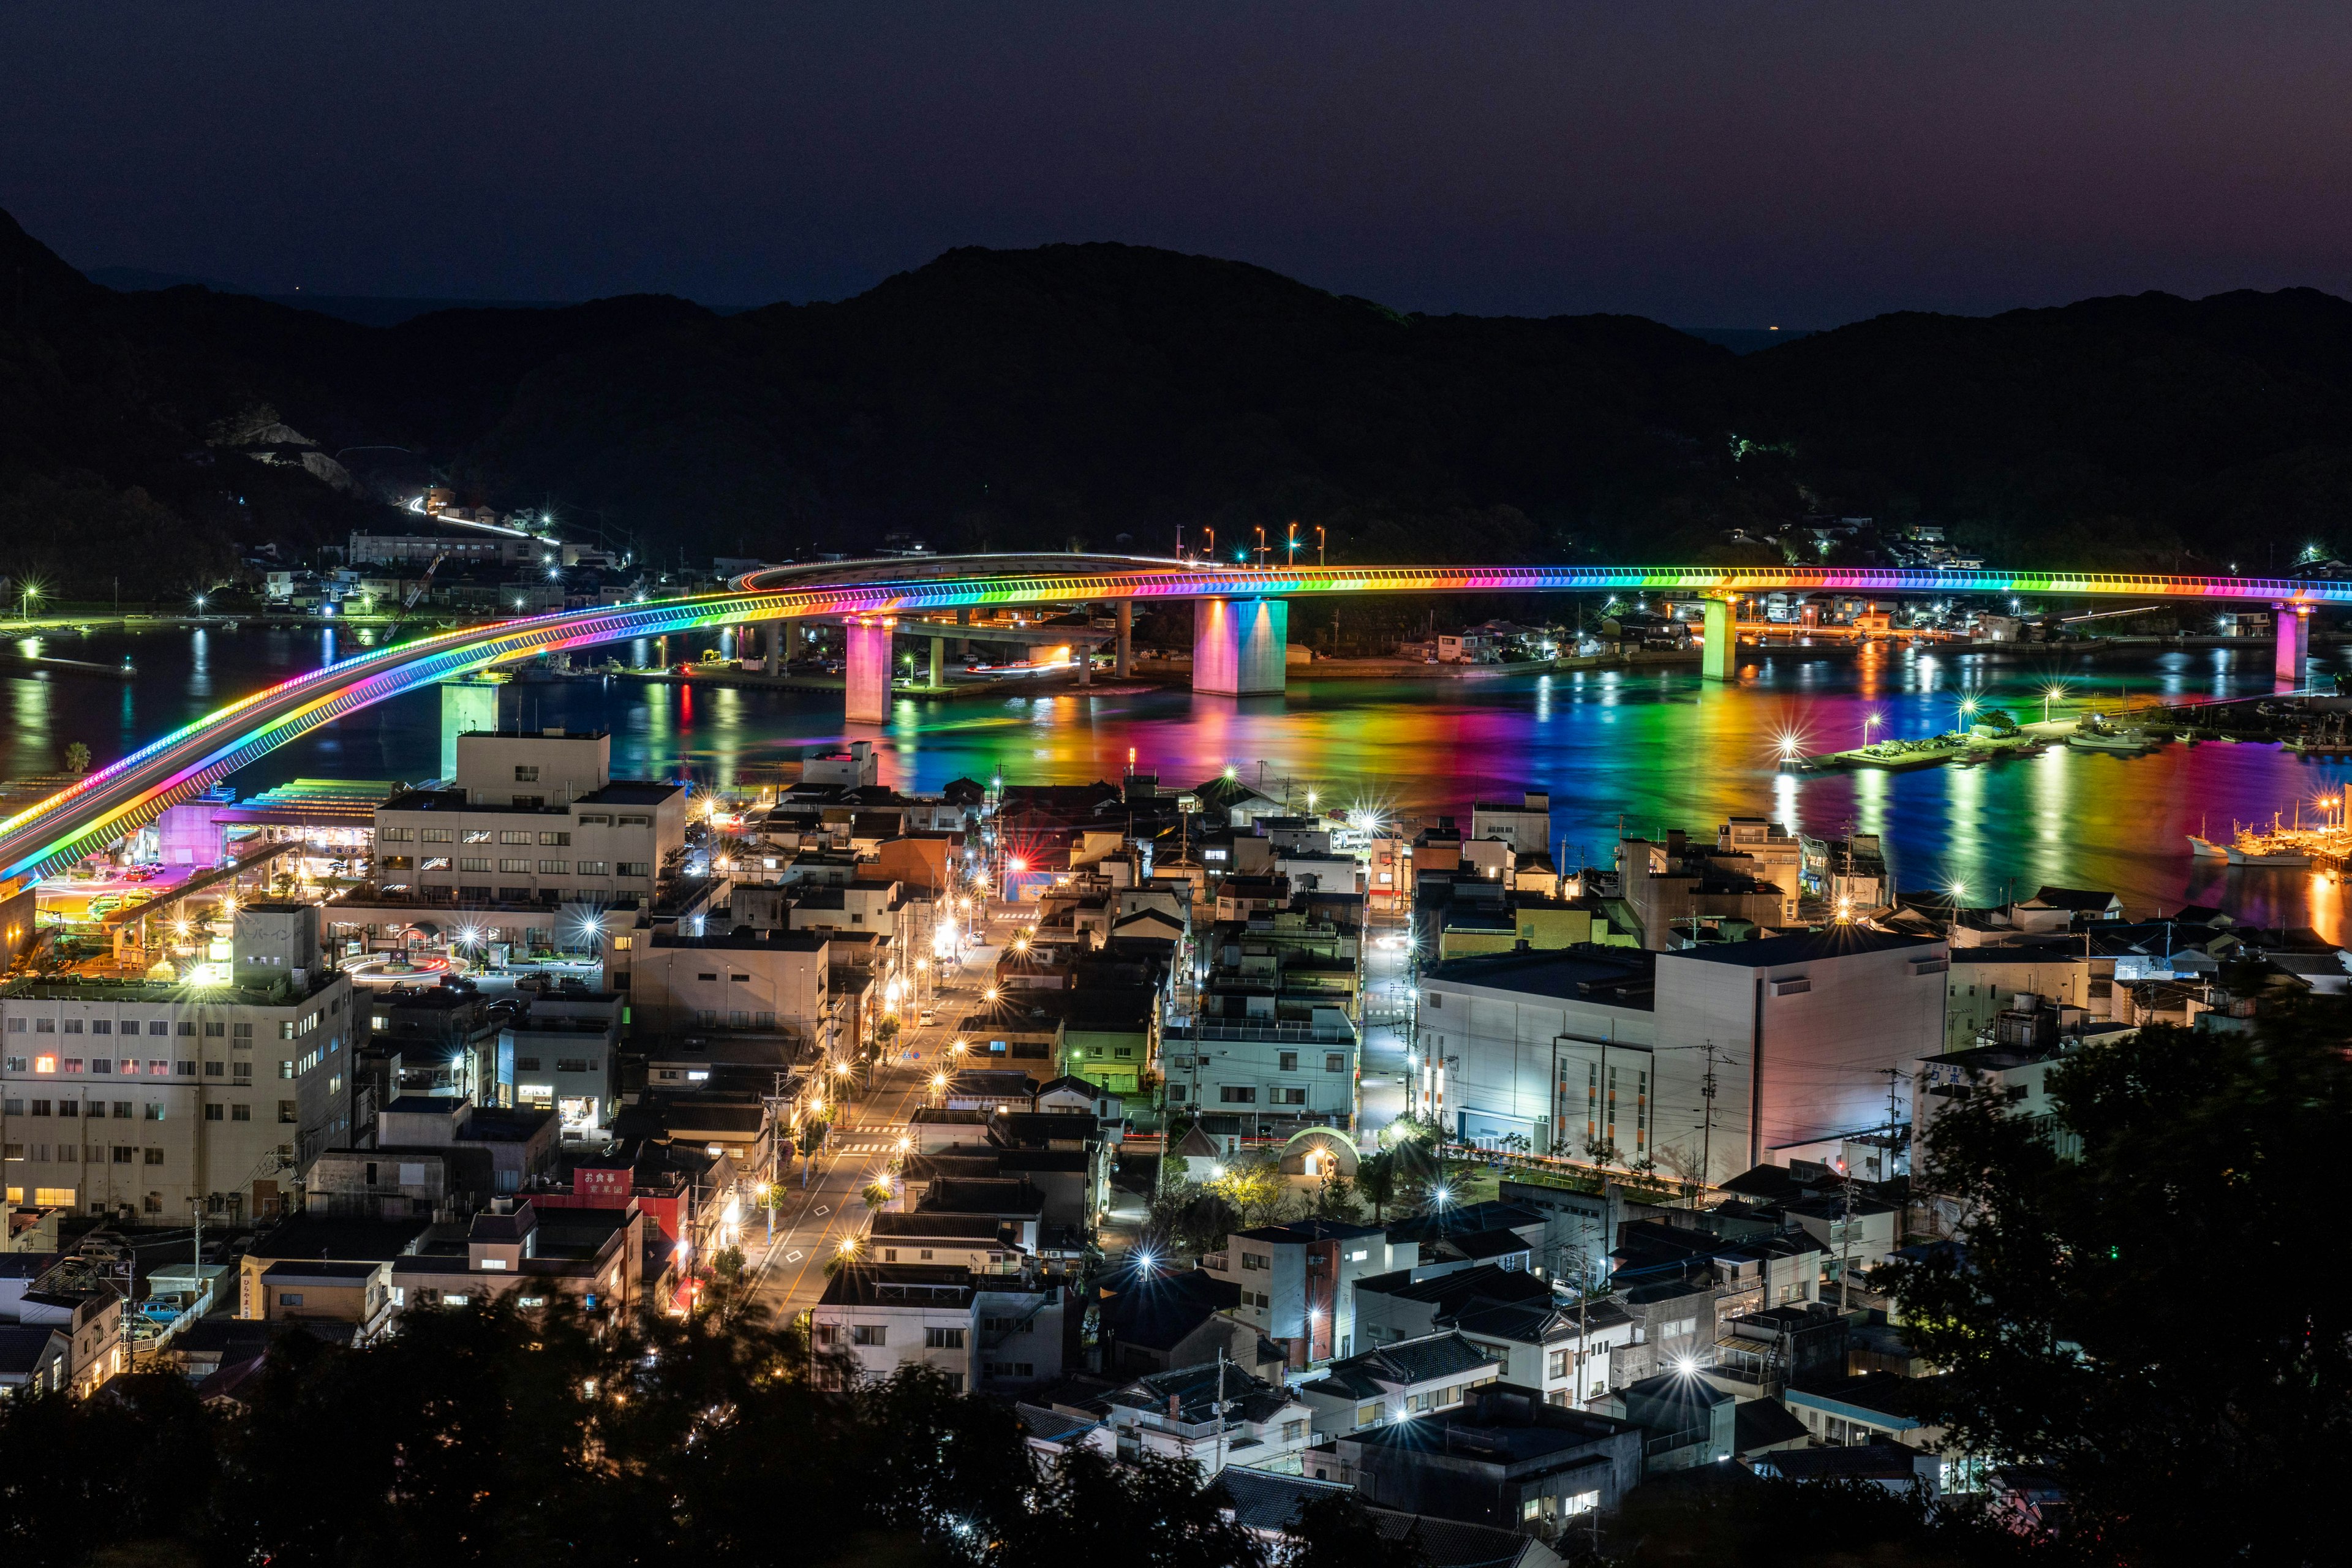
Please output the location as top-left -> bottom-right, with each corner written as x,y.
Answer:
1316,526 -> 1326,567
2041,682 -> 2068,723
1286,522 -> 1299,564
1862,711 -> 1884,749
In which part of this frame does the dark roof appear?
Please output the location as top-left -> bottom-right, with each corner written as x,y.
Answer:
868,1213 -> 1004,1242
1339,1382 -> 1638,1464
1660,928 -> 1941,968
918,1177 -> 1046,1217
1214,1468 -> 1352,1532
259,1260 -> 382,1283
0,1324 -> 64,1376
1787,1371 -> 1935,1425
2024,885 -> 2120,910
1110,1359 -> 1297,1425
1311,1332 -> 1501,1396
1232,1218 -> 1385,1244
816,1262 -> 978,1308
244,1216 -> 430,1264
1354,1262 -> 1553,1315
651,928 -> 827,951
1733,1398 -> 1812,1455
1422,945 -> 1657,1007
576,782 -> 685,805
1440,1228 -> 1536,1262
1099,1267 -> 1240,1352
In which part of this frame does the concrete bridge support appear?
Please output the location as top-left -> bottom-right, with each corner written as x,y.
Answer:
2277,604 -> 2310,684
1116,600 -> 1133,677
929,635 -> 945,687
439,678 -> 502,780
1700,598 -> 1735,680
1194,597 -> 1287,696
845,617 -> 895,724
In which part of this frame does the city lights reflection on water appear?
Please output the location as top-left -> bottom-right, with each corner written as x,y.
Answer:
5,628 -> 2350,938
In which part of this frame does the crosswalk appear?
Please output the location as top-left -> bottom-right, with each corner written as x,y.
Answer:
833,1142 -> 896,1155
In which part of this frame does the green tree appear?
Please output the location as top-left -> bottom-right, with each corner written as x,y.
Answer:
62,741 -> 89,774
1355,1150 -> 1400,1221
861,1180 -> 895,1212
1207,1158 -> 1284,1226
1311,1166 -> 1359,1221
1885,1006 -> 2352,1564
987,1449 -> 1267,1568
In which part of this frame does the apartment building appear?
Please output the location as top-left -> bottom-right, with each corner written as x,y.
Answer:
1159,1010 -> 1358,1131
612,928 -> 832,1045
1204,1218 -> 1415,1366
810,1262 -> 1068,1395
372,729 -> 687,909
2,905 -> 352,1222
503,989 -> 622,1137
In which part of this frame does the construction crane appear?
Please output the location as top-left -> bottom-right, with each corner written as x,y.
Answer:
383,551 -> 448,642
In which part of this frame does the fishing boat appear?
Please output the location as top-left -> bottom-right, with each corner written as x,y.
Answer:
2228,837 -> 2313,867
2068,725 -> 2152,753
2188,835 -> 2230,859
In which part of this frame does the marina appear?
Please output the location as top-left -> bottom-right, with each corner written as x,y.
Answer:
12,627 -> 2352,935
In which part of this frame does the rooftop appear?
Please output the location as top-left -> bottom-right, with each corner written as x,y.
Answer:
1310,1333 -> 1502,1400
1659,928 -> 1942,968
1421,945 -> 1657,1007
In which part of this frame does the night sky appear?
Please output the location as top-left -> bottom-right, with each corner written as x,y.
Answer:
4,1 -> 2348,324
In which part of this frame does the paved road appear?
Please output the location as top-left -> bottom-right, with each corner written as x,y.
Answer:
745,938 -> 1002,1322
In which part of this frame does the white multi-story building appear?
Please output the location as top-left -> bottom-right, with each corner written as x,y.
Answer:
371,729 -> 687,913
1159,1009 -> 1357,1131
1420,930 -> 1948,1185
2,905 -> 353,1223
810,1262 -> 1067,1395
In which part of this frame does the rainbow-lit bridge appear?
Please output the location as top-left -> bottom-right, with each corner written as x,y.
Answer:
2,554 -> 2343,881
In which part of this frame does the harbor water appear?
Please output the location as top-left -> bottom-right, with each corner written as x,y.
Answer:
8,627 -> 2351,938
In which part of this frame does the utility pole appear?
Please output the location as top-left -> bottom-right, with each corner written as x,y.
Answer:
1213,1344 -> 1229,1475
1696,1041 -> 1721,1202
1837,1167 -> 1857,1311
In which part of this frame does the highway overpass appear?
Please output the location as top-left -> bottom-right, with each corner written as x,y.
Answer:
2,554 -> 2345,882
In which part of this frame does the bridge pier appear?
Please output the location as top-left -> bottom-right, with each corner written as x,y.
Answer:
2277,603 -> 2311,684
1116,600 -> 1133,677
845,617 -> 895,724
1194,597 -> 1287,696
1700,598 -> 1735,680
929,635 -> 945,687
439,678 -> 501,780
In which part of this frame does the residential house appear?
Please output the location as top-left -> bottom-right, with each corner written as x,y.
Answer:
1294,1331 -> 1504,1440
1102,1359 -> 1317,1476
1314,1382 -> 1643,1539
1205,1218 -> 1415,1366
811,1262 -> 1069,1395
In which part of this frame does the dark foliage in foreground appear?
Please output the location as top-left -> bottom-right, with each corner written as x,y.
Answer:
0,1297 -> 1363,1568
1886,1002 -> 2352,1568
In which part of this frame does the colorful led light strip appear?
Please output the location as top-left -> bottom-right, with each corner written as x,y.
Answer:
5,557 -> 2345,882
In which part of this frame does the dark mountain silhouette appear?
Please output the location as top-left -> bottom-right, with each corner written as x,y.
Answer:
6,203 -> 2352,596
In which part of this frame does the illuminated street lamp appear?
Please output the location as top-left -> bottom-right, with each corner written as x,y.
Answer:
1862,711 -> 1884,748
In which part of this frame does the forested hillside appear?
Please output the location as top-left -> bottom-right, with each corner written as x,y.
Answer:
6,203 -> 2350,595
